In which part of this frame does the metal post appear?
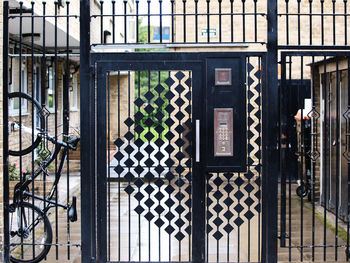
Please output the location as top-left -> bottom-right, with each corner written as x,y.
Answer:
280,54 -> 287,248
262,0 -> 278,262
80,0 -> 95,262
3,1 -> 10,262
192,69 -> 205,263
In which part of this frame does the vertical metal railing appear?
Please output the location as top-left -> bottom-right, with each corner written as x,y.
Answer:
4,0 -> 350,262
3,1 -> 81,261
278,0 -> 350,49
3,2 -> 10,262
279,52 -> 350,262
79,0 -> 94,261
90,0 -> 268,48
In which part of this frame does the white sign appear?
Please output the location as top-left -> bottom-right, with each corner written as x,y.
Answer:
201,29 -> 217,38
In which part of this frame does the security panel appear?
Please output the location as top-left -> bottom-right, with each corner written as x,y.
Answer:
215,68 -> 232,86
214,108 -> 234,156
206,57 -> 246,172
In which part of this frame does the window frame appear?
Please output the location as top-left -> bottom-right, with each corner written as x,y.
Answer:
70,73 -> 78,111
46,65 -> 55,112
9,57 -> 28,116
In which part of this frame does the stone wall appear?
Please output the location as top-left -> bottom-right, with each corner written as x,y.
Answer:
173,0 -> 347,47
6,56 -> 80,171
171,0 -> 347,80
109,73 -> 135,147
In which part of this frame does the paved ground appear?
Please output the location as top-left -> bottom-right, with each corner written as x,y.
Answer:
13,176 -> 350,263
17,173 -> 82,263
278,184 -> 349,263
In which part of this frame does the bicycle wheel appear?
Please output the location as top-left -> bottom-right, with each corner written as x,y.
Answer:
8,92 -> 45,156
296,182 -> 308,198
9,202 -> 52,263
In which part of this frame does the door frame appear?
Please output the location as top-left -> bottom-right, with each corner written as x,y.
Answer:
94,56 -> 204,263
88,52 -> 268,263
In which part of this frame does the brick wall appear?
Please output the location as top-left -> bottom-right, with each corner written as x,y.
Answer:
109,74 -> 135,145
173,0 -> 347,47
6,57 -> 81,171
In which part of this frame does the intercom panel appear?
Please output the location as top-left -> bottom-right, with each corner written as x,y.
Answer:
205,57 -> 247,172
214,108 -> 234,157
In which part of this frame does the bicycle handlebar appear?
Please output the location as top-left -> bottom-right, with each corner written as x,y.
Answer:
44,134 -> 80,150
12,122 -> 80,151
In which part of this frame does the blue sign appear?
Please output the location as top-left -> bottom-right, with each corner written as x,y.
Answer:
153,27 -> 170,40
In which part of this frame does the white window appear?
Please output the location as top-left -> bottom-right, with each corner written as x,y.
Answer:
70,74 -> 78,110
10,58 -> 28,115
47,66 -> 55,111
128,18 -> 136,42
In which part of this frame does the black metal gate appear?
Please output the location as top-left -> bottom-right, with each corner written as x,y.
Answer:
94,56 -> 202,263
12,0 -> 350,261
89,52 -> 265,262
279,51 -> 350,262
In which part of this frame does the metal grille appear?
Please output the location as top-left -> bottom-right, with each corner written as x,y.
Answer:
90,0 -> 350,50
279,52 -> 350,262
278,0 -> 350,49
4,0 -> 350,262
90,0 -> 268,47
105,70 -> 193,261
206,56 -> 262,263
3,1 -> 81,262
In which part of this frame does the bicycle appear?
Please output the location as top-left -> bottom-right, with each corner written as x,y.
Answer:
296,169 -> 312,201
7,92 -> 80,263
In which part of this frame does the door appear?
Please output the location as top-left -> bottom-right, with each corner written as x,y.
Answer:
95,57 -> 203,262
92,53 -> 264,263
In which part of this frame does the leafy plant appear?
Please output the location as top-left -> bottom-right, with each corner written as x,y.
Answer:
9,162 -> 19,181
133,20 -> 172,142
8,162 -> 30,181
134,71 -> 171,142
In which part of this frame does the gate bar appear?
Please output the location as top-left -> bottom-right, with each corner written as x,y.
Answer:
3,1 -> 10,262
280,54 -> 287,248
262,0 -> 278,262
80,0 -> 95,262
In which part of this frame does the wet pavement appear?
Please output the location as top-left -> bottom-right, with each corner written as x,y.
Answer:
278,184 -> 349,263
23,177 -> 350,263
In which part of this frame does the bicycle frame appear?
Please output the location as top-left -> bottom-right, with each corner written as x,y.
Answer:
12,135 -> 76,213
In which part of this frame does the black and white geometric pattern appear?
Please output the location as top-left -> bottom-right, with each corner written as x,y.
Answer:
111,71 -> 192,242
206,58 -> 262,262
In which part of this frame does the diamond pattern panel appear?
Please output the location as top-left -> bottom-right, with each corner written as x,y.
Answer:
109,71 -> 193,246
206,58 -> 262,263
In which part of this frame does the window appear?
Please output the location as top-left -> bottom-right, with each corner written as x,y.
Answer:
47,66 -> 55,111
70,74 -> 78,110
128,18 -> 136,42
10,58 -> 28,115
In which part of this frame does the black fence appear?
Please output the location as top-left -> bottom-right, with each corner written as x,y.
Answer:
90,0 -> 267,46
88,53 -> 263,262
89,0 -> 350,49
278,0 -> 350,49
2,0 -> 350,262
3,1 -> 81,262
279,52 -> 350,262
